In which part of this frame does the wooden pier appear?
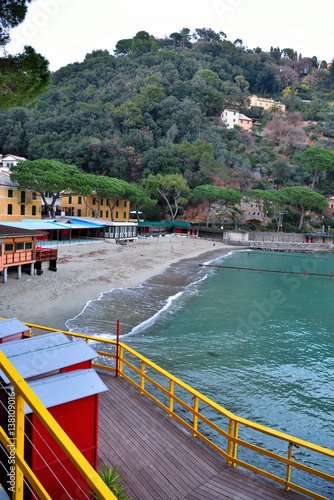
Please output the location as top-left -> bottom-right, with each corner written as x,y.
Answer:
98,373 -> 306,500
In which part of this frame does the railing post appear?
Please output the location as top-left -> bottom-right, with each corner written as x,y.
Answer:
193,396 -> 199,437
227,418 -> 234,465
232,421 -> 238,467
115,320 -> 120,377
14,391 -> 25,500
118,345 -> 123,376
140,361 -> 145,395
169,380 -> 174,417
286,442 -> 293,491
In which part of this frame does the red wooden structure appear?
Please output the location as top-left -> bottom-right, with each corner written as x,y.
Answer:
25,370 -> 106,499
0,322 -> 107,499
0,318 -> 30,343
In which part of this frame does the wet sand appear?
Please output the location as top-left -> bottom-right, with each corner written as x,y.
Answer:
0,236 -> 241,331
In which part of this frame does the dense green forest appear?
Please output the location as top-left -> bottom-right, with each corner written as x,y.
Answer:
1,28 -> 334,227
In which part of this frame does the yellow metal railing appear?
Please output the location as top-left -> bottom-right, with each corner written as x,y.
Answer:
21,323 -> 334,500
0,350 -> 116,499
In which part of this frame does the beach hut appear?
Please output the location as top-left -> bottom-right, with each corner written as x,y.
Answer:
0,339 -> 97,385
0,318 -> 30,343
23,370 -> 107,499
0,330 -> 107,499
0,331 -> 69,356
0,335 -> 97,432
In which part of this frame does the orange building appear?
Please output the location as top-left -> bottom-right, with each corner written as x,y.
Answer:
238,113 -> 253,132
0,225 -> 40,282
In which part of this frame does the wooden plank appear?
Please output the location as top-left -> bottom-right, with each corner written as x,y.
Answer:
98,373 -> 308,500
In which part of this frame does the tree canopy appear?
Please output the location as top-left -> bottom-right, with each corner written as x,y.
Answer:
294,147 -> 334,190
0,0 -> 50,109
193,185 -> 241,227
10,159 -> 91,217
0,0 -> 31,46
0,46 -> 50,110
284,187 -> 328,230
145,173 -> 191,223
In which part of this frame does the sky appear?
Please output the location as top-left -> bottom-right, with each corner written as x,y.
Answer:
5,0 -> 334,72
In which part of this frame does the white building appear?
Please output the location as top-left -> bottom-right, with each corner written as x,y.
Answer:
0,154 -> 26,173
221,109 -> 253,131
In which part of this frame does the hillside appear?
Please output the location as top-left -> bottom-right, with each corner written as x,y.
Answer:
0,29 -> 333,199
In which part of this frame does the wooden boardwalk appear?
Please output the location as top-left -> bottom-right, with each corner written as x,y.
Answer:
97,373 -> 307,500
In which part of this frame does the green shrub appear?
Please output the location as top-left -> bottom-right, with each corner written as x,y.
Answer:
90,463 -> 130,500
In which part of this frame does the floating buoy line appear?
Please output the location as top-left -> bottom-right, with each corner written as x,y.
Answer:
199,264 -> 334,279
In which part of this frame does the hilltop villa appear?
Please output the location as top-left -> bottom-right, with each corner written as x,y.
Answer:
249,95 -> 285,112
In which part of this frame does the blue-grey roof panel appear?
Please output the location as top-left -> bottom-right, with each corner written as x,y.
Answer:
0,340 -> 98,384
0,221 -> 55,230
0,318 -> 30,339
0,332 -> 70,358
0,219 -> 104,230
21,369 -> 108,413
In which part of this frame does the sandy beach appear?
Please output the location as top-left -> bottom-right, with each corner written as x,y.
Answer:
0,236 -> 240,331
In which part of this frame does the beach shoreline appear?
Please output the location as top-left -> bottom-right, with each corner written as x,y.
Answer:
0,236 -> 241,332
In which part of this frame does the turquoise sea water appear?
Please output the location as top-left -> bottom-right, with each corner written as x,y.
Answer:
67,250 -> 334,497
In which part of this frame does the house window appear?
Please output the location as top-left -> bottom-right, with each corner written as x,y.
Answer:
21,191 -> 25,203
78,209 -> 81,216
100,211 -> 103,218
92,198 -> 96,205
233,119 -> 235,122
124,201 -> 127,208
21,205 -> 25,216
32,205 -> 36,216
7,204 -> 12,215
240,120 -> 243,123
8,189 -> 13,198
78,196 -> 82,205
115,211 -> 118,219
233,112 -> 236,115
116,201 -> 119,207
247,121 -> 249,124
5,244 -> 14,252
16,242 -> 24,251
32,192 -> 37,200
25,242 -> 32,250
106,211 -> 109,218
124,212 -> 126,219
100,199 -> 103,206
69,195 -> 72,204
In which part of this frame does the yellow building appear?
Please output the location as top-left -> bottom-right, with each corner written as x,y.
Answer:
61,194 -> 130,221
0,170 -> 42,222
249,95 -> 285,113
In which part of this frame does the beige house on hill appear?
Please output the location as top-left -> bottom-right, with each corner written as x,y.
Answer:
249,95 -> 285,113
